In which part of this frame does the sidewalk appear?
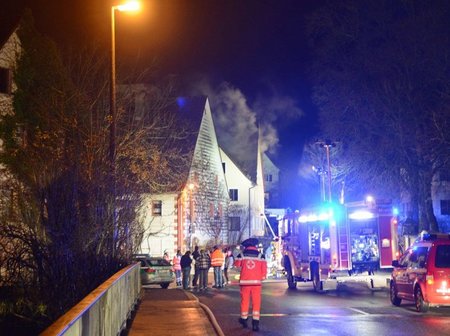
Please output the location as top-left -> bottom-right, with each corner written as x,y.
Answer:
127,288 -> 224,336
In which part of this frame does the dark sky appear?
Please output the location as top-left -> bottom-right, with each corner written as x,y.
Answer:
3,0 -> 322,206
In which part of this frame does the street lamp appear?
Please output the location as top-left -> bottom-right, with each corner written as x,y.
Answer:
110,1 -> 140,254
316,140 -> 337,202
110,1 -> 140,165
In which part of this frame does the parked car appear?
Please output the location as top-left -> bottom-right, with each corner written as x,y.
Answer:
133,254 -> 174,289
390,233 -> 450,312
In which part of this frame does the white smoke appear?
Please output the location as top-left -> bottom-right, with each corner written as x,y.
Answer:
188,78 -> 303,164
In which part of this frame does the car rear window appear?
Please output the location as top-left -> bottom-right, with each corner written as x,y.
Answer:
435,245 -> 450,268
149,259 -> 171,266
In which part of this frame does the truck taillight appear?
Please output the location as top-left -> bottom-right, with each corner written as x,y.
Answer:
426,274 -> 434,285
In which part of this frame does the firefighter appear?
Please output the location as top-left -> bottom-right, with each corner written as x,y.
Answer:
235,238 -> 267,331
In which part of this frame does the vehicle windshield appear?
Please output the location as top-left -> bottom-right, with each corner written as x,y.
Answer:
149,258 -> 171,266
435,245 -> 450,268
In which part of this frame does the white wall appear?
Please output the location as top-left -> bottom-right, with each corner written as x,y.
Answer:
138,193 -> 178,257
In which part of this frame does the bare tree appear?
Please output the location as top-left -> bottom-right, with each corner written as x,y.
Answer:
0,11 -> 190,332
306,0 -> 450,231
227,203 -> 250,245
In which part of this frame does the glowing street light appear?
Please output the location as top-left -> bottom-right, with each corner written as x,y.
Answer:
110,1 -> 141,166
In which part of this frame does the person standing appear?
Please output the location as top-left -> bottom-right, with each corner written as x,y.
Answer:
191,245 -> 200,287
197,249 -> 211,290
180,251 -> 192,290
172,250 -> 182,287
211,245 -> 225,288
235,238 -> 267,331
163,251 -> 170,263
224,249 -> 234,285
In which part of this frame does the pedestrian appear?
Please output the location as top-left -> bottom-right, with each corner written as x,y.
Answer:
224,249 -> 234,285
235,238 -> 267,331
163,251 -> 170,263
192,245 -> 200,287
180,251 -> 192,290
197,249 -> 211,290
211,245 -> 225,288
172,250 -> 182,287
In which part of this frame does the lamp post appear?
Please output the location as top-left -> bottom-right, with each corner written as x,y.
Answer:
110,1 -> 140,253
316,140 -> 337,202
110,1 -> 140,165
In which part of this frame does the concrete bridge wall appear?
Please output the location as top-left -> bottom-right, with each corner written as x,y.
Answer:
41,263 -> 141,336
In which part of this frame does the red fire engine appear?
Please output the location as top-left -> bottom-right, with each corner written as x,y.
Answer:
280,197 -> 399,291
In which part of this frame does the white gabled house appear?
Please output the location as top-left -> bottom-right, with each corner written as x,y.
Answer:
137,95 -> 230,257
219,135 -> 266,245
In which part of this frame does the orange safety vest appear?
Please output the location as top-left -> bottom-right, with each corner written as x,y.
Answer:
172,255 -> 181,271
210,249 -> 225,267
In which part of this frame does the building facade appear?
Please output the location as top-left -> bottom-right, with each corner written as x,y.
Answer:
136,95 -> 229,257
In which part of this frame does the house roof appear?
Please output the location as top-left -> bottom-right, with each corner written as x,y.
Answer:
163,96 -> 208,192
220,131 -> 259,183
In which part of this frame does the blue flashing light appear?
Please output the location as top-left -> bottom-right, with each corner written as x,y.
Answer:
176,97 -> 187,108
392,207 -> 399,216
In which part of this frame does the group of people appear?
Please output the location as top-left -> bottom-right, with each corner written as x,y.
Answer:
164,238 -> 267,332
168,245 -> 235,291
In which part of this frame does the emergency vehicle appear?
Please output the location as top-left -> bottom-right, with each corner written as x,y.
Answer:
280,197 -> 399,291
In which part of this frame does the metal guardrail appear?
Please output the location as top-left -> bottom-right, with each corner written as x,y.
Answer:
40,262 -> 141,336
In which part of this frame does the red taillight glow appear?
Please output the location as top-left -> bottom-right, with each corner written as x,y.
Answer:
436,280 -> 450,294
146,268 -> 156,274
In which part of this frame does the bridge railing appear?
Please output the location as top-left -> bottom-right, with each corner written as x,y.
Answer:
41,262 -> 141,336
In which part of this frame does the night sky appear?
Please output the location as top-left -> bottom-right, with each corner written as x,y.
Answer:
3,0 -> 322,207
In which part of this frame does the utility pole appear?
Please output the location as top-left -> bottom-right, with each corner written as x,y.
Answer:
312,166 -> 327,202
316,140 -> 338,202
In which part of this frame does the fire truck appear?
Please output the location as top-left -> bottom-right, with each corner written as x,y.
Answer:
280,197 -> 399,291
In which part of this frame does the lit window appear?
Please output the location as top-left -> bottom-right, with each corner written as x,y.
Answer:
229,189 -> 238,201
152,200 -> 162,216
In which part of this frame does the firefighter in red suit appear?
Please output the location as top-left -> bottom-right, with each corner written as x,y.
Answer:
235,238 -> 267,331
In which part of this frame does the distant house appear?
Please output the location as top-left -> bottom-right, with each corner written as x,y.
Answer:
220,146 -> 266,245
135,93 -> 230,257
219,131 -> 269,244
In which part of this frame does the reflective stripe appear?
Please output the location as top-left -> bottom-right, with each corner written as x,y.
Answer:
239,279 -> 262,285
240,256 -> 264,261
